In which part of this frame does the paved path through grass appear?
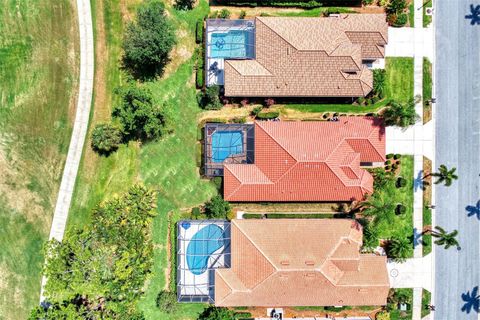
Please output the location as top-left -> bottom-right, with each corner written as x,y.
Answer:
39,0 -> 94,302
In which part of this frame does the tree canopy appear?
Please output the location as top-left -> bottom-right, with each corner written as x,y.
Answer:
91,123 -> 123,155
383,100 -> 418,128
123,0 -> 176,79
34,185 -> 157,319
174,0 -> 195,10
112,84 -> 171,141
431,165 -> 458,187
198,306 -> 235,320
204,195 -> 231,219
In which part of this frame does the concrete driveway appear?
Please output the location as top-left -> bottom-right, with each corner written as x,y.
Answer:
387,255 -> 433,291
385,27 -> 434,60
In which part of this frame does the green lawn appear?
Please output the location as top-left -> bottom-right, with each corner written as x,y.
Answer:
0,1 -> 78,318
423,57 -> 432,121
421,289 -> 431,318
408,3 -> 415,28
282,99 -> 390,114
423,206 -> 432,256
423,1 -> 432,27
375,156 -> 414,241
386,57 -> 415,103
68,1 -> 216,319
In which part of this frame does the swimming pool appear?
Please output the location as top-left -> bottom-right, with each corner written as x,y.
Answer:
186,224 -> 225,275
210,30 -> 251,59
211,130 -> 244,163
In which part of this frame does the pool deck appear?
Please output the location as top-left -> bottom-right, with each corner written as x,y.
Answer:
177,220 -> 230,303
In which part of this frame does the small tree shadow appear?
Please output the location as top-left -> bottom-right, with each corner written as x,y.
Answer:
465,4 -> 480,25
414,170 -> 429,192
461,286 -> 480,314
466,200 -> 480,220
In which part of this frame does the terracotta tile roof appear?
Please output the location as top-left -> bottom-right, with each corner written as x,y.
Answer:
223,117 -> 385,202
224,14 -> 388,97
214,219 -> 389,307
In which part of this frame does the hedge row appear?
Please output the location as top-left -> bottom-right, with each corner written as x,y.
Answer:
214,0 -> 361,7
256,111 -> 280,119
243,213 -> 350,219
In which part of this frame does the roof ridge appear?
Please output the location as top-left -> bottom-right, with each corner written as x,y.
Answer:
214,270 -> 234,305
256,16 -> 301,51
223,165 -> 244,199
255,121 -> 299,164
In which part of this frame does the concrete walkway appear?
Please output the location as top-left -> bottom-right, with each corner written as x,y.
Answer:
385,1 -> 437,319
39,0 -> 94,302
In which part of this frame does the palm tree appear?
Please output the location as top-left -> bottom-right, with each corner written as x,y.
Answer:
428,226 -> 461,250
362,189 -> 396,225
388,236 -> 413,262
383,100 -> 419,128
429,165 -> 458,186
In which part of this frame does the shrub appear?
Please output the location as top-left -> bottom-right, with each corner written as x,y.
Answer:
123,0 -> 176,80
232,117 -> 247,123
373,69 -> 386,97
357,97 -> 365,105
371,96 -> 380,104
219,9 -> 231,19
362,0 -> 374,5
396,177 -> 407,188
385,160 -> 392,165
256,110 -> 280,119
386,153 -> 394,159
199,85 -> 222,110
113,84 -> 170,141
199,306 -> 235,320
196,68 -> 205,88
234,312 -> 253,319
240,98 -> 249,107
387,0 -> 407,14
386,13 -> 397,25
174,0 -> 195,10
366,98 -> 372,105
264,98 -> 275,107
191,207 -> 201,219
379,0 -> 390,6
395,204 -> 406,215
323,112 -> 330,119
212,176 -> 223,190
205,195 -> 231,219
385,165 -> 391,171
91,123 -> 123,154
362,220 -> 379,250
251,106 -> 263,116
239,10 -> 247,19
392,163 -> 398,170
376,311 -> 391,320
393,13 -> 408,27
394,154 -> 401,160
209,10 -> 218,18
196,20 -> 204,43
156,291 -> 177,312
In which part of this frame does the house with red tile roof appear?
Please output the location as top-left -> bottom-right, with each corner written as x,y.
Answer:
223,117 -> 385,202
222,14 -> 388,98
215,219 -> 389,307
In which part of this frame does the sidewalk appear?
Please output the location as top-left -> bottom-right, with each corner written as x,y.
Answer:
39,0 -> 94,302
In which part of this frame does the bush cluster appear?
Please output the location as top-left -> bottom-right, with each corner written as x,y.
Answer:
205,195 -> 231,219
198,85 -> 222,110
256,110 -> 280,119
386,0 -> 408,27
213,0 -> 359,8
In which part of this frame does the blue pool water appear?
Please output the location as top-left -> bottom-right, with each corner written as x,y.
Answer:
210,30 -> 251,58
186,224 -> 225,275
211,130 -> 243,163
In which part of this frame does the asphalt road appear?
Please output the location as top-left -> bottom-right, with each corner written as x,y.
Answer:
435,0 -> 480,319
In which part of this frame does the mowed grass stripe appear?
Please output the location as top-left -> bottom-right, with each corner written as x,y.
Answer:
0,0 -> 78,318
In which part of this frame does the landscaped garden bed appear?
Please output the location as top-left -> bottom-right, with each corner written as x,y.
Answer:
423,58 -> 433,123
423,156 -> 433,256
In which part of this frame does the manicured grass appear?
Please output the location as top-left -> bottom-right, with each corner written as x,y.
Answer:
375,156 -> 414,241
386,57 -> 414,103
0,1 -> 78,318
390,288 -> 413,320
423,1 -> 432,27
282,99 -> 390,114
423,207 -> 432,256
423,57 -> 432,123
408,3 -> 415,28
421,289 -> 431,318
